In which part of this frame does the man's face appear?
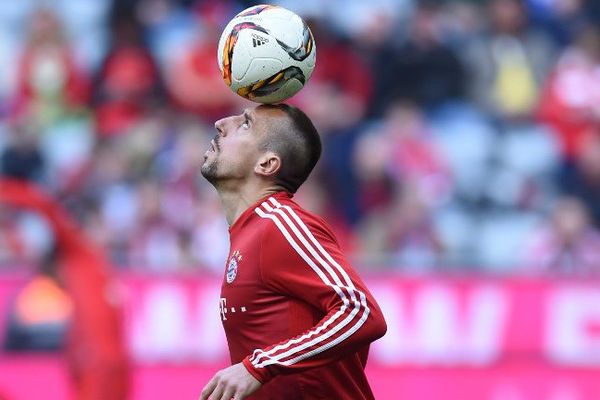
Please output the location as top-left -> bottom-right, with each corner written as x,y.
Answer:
201,106 -> 278,186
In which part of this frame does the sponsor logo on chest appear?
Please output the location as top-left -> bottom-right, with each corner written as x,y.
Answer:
219,297 -> 247,321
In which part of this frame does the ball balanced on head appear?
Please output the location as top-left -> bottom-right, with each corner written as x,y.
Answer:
217,4 -> 316,104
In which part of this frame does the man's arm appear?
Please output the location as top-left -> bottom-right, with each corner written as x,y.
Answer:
244,204 -> 387,383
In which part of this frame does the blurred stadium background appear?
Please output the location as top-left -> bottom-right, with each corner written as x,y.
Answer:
0,0 -> 600,399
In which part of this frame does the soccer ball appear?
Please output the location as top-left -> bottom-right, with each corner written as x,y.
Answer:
217,5 -> 316,104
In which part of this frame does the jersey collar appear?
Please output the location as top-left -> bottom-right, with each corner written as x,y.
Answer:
229,191 -> 293,234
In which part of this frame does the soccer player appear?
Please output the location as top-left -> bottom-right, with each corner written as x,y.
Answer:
199,104 -> 387,400
0,179 -> 129,400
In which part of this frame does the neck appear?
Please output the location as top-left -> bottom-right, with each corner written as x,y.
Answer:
215,183 -> 284,226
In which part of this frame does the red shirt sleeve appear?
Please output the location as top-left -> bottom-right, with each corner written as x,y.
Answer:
242,207 -> 386,383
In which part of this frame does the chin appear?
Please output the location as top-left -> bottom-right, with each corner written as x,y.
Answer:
201,161 -> 219,183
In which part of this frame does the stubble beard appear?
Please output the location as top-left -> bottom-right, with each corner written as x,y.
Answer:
201,158 -> 220,185
201,135 -> 221,185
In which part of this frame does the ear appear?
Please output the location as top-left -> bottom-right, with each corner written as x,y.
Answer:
255,152 -> 281,177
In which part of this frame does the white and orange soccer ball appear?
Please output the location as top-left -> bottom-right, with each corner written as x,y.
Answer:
217,4 -> 316,104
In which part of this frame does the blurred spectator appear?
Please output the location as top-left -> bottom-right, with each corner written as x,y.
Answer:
292,19 -> 373,132
357,182 -> 445,269
353,129 -> 394,215
463,0 -> 556,120
129,179 -> 185,270
560,132 -> 600,226
165,1 -> 241,120
13,8 -> 90,125
94,8 -> 163,136
354,13 -> 400,119
0,179 -> 129,400
366,2 -> 466,115
354,102 -> 449,267
538,23 -> 600,159
86,140 -> 137,265
354,101 -> 451,215
522,196 -> 600,274
586,0 -> 600,24
321,0 -> 409,40
4,251 -> 72,351
527,0 -> 589,45
0,124 -> 45,183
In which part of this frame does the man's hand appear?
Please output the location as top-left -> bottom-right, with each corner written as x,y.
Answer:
200,362 -> 262,400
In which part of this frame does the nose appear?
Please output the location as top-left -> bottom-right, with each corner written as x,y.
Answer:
214,118 -> 225,136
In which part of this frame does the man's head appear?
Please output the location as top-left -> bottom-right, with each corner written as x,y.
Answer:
201,104 -> 321,193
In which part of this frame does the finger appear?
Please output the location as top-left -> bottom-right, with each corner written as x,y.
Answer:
200,377 -> 218,400
219,386 -> 236,400
233,388 -> 249,400
209,381 -> 225,400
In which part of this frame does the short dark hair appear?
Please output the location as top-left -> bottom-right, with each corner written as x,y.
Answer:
259,104 -> 321,193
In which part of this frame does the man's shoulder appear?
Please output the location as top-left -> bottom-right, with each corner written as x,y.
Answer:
252,195 -> 335,243
254,195 -> 326,227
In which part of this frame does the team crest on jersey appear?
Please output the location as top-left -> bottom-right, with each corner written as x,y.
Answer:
226,250 -> 242,283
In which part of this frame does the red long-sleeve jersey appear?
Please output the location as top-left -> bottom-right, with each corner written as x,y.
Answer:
220,192 -> 387,400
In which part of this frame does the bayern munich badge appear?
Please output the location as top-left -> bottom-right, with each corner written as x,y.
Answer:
226,250 -> 242,283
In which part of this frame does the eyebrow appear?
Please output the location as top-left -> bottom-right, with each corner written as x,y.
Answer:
243,110 -> 254,122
